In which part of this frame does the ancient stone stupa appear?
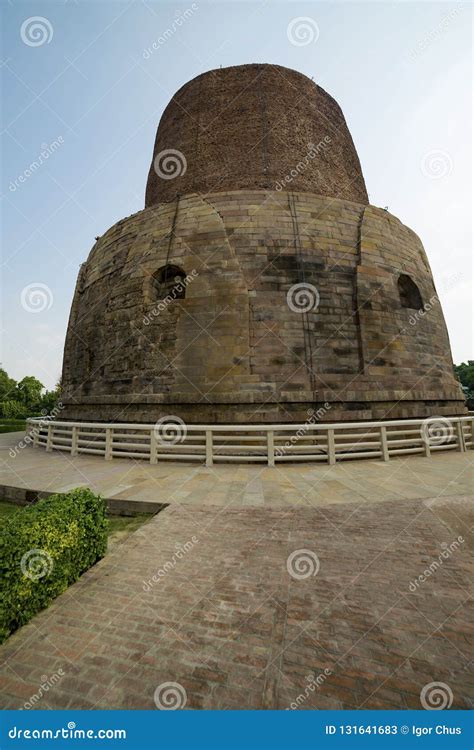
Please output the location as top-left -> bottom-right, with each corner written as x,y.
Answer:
61,64 -> 465,423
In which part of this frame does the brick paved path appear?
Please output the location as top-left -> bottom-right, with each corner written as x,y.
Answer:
0,496 -> 472,710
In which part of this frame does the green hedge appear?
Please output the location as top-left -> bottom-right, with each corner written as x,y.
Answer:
0,488 -> 108,643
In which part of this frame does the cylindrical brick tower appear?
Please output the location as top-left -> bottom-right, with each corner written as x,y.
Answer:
61,64 -> 465,423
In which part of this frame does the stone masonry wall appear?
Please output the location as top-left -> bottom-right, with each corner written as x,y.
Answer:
61,190 -> 465,423
145,64 -> 369,207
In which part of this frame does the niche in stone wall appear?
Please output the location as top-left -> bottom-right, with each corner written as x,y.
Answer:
150,265 -> 187,301
397,274 -> 423,310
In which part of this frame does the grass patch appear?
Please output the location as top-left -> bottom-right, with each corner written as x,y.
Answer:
107,513 -> 152,544
0,500 -> 152,542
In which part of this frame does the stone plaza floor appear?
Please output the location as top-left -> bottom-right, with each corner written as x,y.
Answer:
0,433 -> 472,709
1,432 -> 473,508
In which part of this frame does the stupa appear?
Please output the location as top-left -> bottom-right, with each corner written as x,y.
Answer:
60,64 -> 465,423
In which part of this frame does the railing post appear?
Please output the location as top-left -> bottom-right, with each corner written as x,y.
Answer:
380,425 -> 389,462
46,423 -> 53,452
206,429 -> 213,467
455,420 -> 465,452
423,431 -> 431,457
267,430 -> 275,467
71,426 -> 78,456
33,422 -> 40,448
327,428 -> 335,465
471,418 -> 474,450
105,427 -> 112,460
150,428 -> 157,464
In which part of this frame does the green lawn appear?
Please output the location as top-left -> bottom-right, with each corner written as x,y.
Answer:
0,501 -> 151,544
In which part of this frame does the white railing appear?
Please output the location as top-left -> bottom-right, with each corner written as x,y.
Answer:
26,416 -> 473,467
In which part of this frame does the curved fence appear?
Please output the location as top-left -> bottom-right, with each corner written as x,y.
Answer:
26,416 -> 473,466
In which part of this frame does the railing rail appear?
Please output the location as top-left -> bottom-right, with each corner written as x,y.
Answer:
26,415 -> 473,467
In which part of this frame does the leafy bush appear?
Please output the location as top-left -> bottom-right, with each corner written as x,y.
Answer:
0,488 -> 108,643
0,400 -> 28,419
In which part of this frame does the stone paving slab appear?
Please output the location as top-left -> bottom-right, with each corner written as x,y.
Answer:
0,495 -> 472,710
1,433 -> 473,508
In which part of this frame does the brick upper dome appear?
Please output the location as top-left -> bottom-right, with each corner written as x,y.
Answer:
145,64 -> 369,206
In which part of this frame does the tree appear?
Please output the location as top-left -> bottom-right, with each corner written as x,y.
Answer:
16,376 -> 44,412
39,379 -> 62,415
454,361 -> 474,408
0,368 -> 17,402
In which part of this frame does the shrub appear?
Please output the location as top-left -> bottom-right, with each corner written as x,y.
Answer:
0,488 -> 108,643
0,400 -> 27,419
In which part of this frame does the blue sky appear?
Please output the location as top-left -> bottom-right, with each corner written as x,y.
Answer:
1,0 -> 472,390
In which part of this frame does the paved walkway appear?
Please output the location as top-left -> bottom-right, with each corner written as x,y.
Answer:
1,432 -> 473,508
0,494 -> 472,710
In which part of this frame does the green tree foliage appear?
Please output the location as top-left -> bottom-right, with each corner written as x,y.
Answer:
454,360 -> 474,407
0,367 -> 61,419
0,368 -> 17,402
